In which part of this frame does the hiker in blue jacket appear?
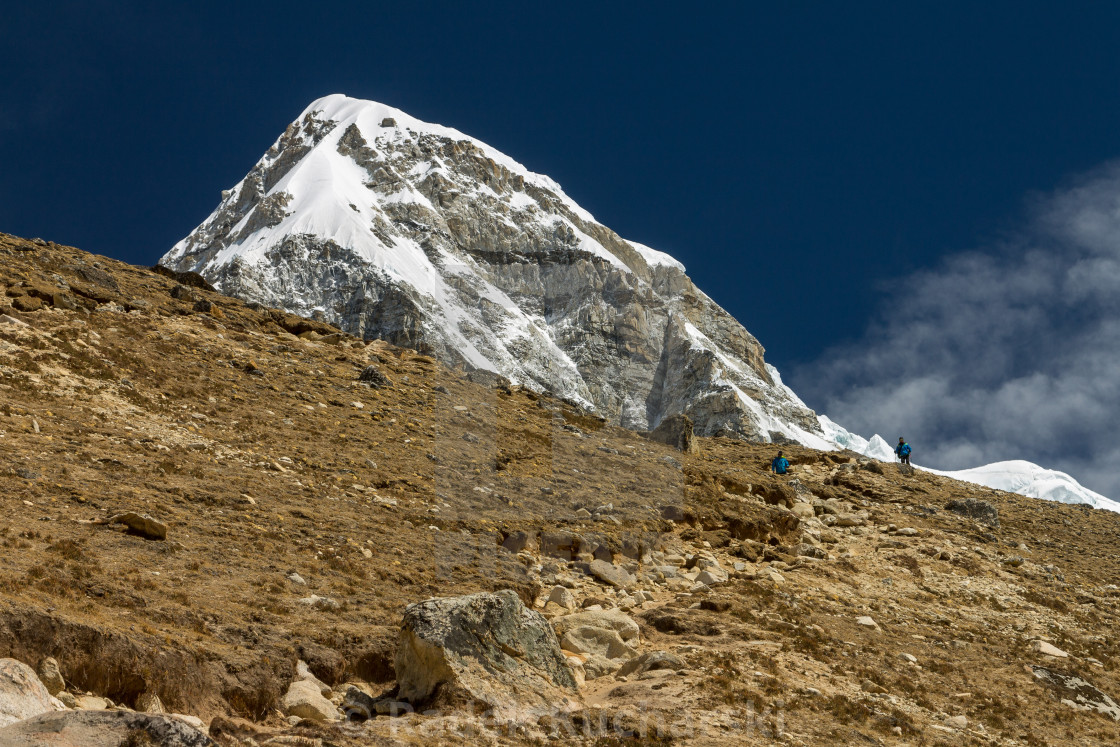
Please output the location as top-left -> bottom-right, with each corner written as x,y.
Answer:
771,451 -> 790,475
895,437 -> 911,465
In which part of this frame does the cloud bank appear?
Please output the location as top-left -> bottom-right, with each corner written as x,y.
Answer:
791,161 -> 1120,498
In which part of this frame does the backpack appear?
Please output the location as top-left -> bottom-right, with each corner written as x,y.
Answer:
900,444 -> 911,457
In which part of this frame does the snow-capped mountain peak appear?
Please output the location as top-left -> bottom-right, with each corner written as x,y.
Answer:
162,94 -> 822,442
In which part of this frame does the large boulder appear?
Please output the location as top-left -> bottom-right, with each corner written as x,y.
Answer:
0,659 -> 62,727
395,590 -> 577,712
0,710 -> 214,746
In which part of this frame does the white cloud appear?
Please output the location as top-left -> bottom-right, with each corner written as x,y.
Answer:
791,161 -> 1120,499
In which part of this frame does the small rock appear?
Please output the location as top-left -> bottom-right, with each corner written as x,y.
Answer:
615,651 -> 685,678
660,505 -> 685,522
1031,640 -> 1069,658
856,616 -> 879,630
281,679 -> 338,722
835,513 -> 867,527
900,653 -> 917,664
695,568 -> 728,587
36,658 -> 64,696
136,691 -> 164,714
946,714 -> 968,729
761,568 -> 785,584
288,572 -> 307,586
93,512 -> 167,541
75,695 -> 109,710
298,595 -> 341,611
357,365 -> 390,387
547,586 -> 577,613
588,559 -> 636,590
296,660 -> 332,697
861,679 -> 888,694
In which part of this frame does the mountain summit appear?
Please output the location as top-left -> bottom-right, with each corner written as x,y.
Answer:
163,94 -> 825,444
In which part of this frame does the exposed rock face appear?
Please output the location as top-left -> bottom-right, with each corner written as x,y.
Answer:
163,94 -> 824,443
394,589 -> 577,711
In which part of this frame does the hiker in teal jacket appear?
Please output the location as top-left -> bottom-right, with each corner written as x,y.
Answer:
895,438 -> 911,465
771,451 -> 790,475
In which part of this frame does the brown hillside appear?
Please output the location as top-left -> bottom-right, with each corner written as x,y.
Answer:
1,231 -> 1119,745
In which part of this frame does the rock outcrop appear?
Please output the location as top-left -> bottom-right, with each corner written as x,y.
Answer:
162,94 -> 825,444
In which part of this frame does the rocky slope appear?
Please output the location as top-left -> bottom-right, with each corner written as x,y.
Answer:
4,232 -> 1120,745
161,94 -> 825,446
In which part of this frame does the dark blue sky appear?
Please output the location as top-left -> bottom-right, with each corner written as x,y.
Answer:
4,1 -> 1119,377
